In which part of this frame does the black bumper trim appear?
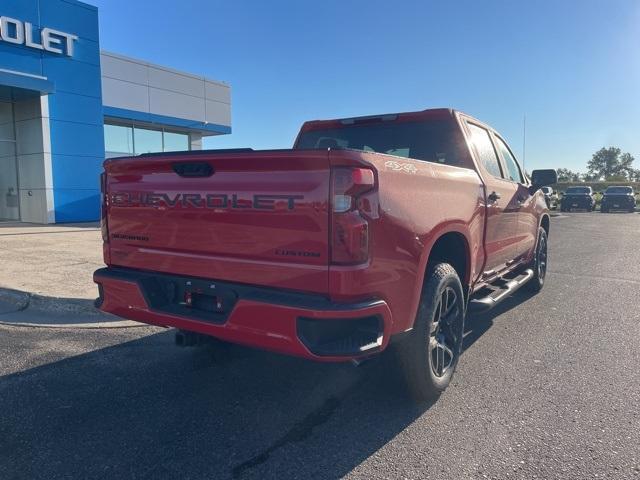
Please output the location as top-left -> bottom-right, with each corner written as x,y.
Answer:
297,315 -> 384,357
94,267 -> 383,319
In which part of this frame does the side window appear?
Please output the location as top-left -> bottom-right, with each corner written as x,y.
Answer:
467,123 -> 503,178
495,136 -> 524,183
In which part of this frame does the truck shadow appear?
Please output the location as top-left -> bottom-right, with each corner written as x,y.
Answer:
463,288 -> 538,352
0,292 -> 526,479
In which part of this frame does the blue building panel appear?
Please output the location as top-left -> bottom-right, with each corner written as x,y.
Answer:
26,0 -> 105,222
69,39 -> 102,66
41,38 -> 102,67
0,44 -> 44,78
0,69 -> 55,94
38,0 -> 100,42
1,1 -> 40,24
50,154 -> 103,189
42,58 -> 102,97
52,189 -> 100,223
49,120 -> 105,158
47,92 -> 103,125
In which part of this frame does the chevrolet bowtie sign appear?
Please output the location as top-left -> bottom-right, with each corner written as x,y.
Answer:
0,16 -> 78,57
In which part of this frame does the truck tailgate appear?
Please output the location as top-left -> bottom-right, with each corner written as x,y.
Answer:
104,150 -> 330,294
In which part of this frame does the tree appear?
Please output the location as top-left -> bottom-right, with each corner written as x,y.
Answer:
582,172 -> 600,182
587,147 -> 635,180
619,152 -> 635,179
605,174 -> 629,182
557,168 -> 582,182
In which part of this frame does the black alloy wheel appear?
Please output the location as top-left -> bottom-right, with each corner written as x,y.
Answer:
428,286 -> 462,378
395,263 -> 465,401
527,227 -> 548,292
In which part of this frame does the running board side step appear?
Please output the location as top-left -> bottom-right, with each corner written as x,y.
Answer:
468,269 -> 534,313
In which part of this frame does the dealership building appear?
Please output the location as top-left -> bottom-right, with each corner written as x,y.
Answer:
0,0 -> 231,223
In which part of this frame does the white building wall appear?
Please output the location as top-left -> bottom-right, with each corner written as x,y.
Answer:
100,51 -> 231,132
3,97 -> 55,224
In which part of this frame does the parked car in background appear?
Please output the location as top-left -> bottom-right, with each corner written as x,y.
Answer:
560,186 -> 596,212
94,108 -> 556,401
600,186 -> 636,213
541,186 -> 558,209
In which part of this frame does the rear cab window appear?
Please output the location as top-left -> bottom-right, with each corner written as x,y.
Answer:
566,187 -> 592,194
295,118 -> 468,168
605,186 -> 633,194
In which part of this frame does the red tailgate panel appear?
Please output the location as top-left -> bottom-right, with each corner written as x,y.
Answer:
105,151 -> 331,294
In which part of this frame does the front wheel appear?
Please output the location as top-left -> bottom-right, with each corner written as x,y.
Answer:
526,227 -> 548,293
395,263 -> 465,401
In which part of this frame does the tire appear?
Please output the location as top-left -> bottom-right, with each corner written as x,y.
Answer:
526,227 -> 548,293
601,207 -> 608,213
395,263 -> 465,401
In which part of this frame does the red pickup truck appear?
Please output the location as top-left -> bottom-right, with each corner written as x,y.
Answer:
94,108 -> 556,400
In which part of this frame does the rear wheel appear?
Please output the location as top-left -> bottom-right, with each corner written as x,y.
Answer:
526,227 -> 548,293
396,263 -> 465,401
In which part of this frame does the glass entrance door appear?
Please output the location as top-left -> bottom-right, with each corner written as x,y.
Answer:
0,101 -> 19,221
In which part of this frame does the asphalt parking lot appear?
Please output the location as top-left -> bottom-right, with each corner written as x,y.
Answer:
1,212 -> 639,480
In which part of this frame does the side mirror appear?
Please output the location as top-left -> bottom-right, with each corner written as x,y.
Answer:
529,169 -> 558,194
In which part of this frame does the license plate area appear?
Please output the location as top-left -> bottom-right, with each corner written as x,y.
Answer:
139,275 -> 238,323
572,203 -> 578,207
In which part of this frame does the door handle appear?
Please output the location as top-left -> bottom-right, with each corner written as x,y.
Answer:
488,191 -> 501,203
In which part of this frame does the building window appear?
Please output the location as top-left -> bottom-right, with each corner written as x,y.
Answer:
104,123 -> 191,158
134,127 -> 163,155
104,124 -> 133,158
163,131 -> 190,152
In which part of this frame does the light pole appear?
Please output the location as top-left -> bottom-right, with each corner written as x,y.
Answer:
522,114 -> 526,172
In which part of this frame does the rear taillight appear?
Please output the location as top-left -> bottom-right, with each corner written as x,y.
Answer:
100,172 -> 109,243
330,167 -> 375,265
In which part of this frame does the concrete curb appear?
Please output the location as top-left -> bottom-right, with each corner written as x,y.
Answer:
0,319 -> 145,329
0,287 -> 144,329
0,288 -> 30,312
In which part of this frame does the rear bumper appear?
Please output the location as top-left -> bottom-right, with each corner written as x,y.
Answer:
601,198 -> 635,210
93,267 -> 392,361
561,197 -> 594,209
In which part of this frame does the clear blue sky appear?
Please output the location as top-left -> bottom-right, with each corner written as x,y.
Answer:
91,0 -> 639,172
